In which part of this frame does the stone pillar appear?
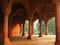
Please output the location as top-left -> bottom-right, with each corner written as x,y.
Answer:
27,20 -> 32,39
19,24 -> 22,34
45,22 -> 48,35
2,1 -> 11,44
22,23 -> 25,36
4,15 -> 10,45
55,0 -> 60,45
39,20 -> 42,37
31,23 -> 34,35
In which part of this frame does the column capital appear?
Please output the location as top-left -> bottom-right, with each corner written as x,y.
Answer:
39,19 -> 42,23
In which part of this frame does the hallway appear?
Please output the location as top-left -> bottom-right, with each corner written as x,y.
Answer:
10,35 -> 55,45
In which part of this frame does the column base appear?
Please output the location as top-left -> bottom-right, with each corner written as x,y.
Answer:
4,37 -> 11,45
27,35 -> 31,39
39,34 -> 42,37
22,33 -> 25,36
55,40 -> 60,45
45,33 -> 48,35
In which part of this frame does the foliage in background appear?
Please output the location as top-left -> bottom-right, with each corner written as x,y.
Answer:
24,17 -> 55,35
48,17 -> 55,35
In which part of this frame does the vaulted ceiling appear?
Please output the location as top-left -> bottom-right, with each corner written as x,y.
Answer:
30,0 -> 56,22
3,0 -> 56,23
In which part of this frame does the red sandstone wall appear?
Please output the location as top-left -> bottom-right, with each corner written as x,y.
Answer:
11,23 -> 20,36
9,21 -> 21,36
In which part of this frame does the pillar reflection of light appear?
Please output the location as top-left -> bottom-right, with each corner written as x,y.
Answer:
11,23 -> 20,36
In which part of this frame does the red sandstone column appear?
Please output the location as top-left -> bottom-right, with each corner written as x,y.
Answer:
55,1 -> 60,45
4,15 -> 10,45
39,20 -> 42,37
19,24 -> 21,34
31,23 -> 34,35
45,22 -> 48,35
22,23 -> 25,36
27,20 -> 32,39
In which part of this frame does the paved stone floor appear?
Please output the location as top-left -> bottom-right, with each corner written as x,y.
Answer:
10,35 -> 56,45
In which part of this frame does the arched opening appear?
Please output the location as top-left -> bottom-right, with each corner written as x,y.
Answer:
33,19 -> 39,35
12,3 -> 28,19
47,17 -> 56,42
33,20 -> 46,36
8,3 -> 28,37
9,15 -> 21,36
24,20 -> 29,36
48,17 -> 55,35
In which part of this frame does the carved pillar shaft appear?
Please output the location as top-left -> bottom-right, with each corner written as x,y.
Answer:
31,23 -> 33,35
55,1 -> 60,45
39,20 -> 42,37
45,22 -> 48,35
4,15 -> 10,45
27,20 -> 32,39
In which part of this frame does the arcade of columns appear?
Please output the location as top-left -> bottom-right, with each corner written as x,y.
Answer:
0,0 -> 60,45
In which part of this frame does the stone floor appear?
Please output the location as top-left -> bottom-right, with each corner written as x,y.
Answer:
9,35 -> 56,45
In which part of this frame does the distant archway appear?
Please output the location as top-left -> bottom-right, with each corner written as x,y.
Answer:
33,19 -> 40,35
9,15 -> 21,36
8,3 -> 28,36
48,17 -> 55,35
33,20 -> 46,35
24,20 -> 29,35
